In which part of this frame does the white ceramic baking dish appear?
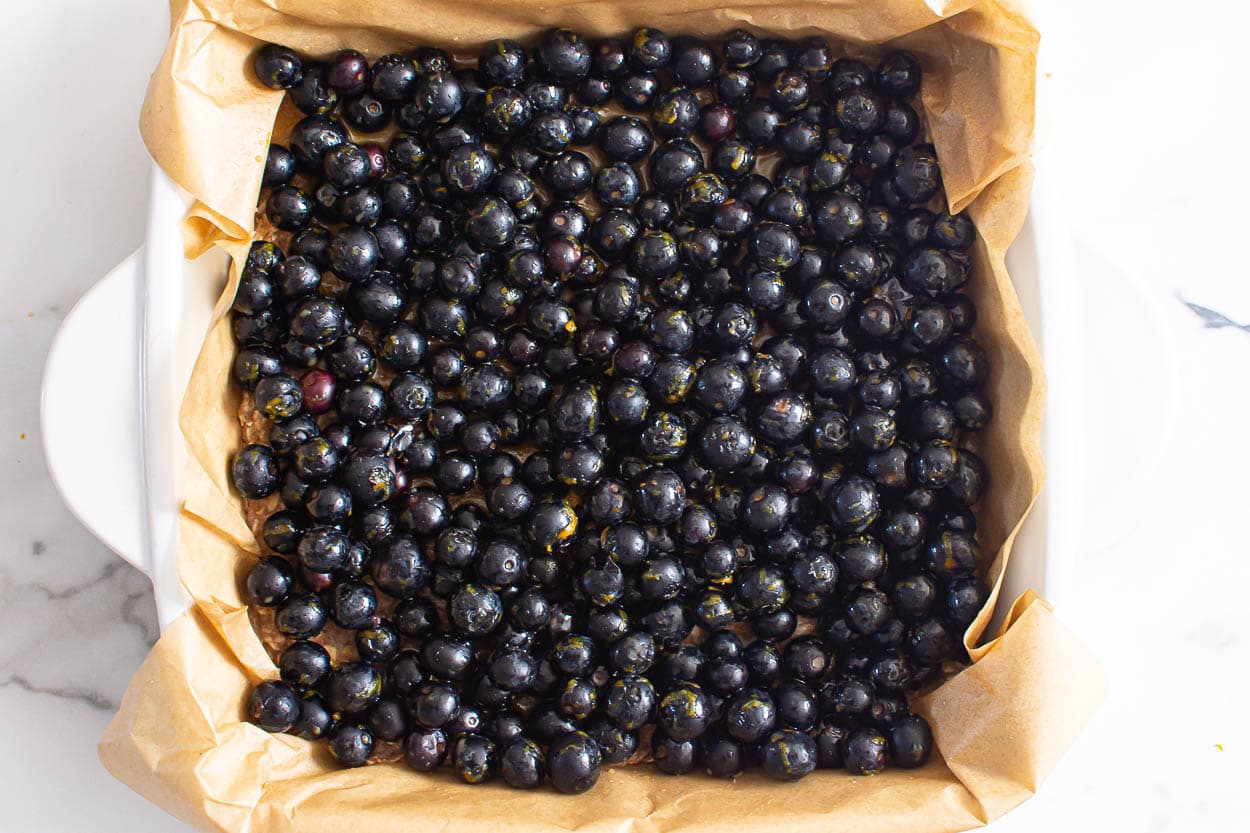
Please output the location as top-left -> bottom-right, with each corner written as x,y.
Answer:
42,170 -> 225,629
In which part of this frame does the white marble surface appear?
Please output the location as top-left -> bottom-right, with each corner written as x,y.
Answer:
3,1 -> 1248,830
1,3 -> 180,831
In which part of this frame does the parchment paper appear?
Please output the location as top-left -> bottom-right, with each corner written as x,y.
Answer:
100,2 -> 1106,831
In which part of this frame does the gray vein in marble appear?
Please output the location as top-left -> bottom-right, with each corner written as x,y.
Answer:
22,560 -> 124,601
0,554 -> 157,714
121,586 -> 160,647
0,674 -> 116,711
1181,297 -> 1250,333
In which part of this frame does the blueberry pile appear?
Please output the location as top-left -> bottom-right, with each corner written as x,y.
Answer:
232,27 -> 991,793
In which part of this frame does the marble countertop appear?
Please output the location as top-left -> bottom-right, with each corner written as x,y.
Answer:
4,1 -> 1247,830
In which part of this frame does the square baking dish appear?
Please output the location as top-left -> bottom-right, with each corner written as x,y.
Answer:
40,8 -> 1134,828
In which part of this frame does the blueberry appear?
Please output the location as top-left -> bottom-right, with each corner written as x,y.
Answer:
274,593 -> 325,639
328,723 -> 374,767
657,683 -> 711,740
291,694 -> 336,740
231,444 -> 279,498
538,29 -> 592,84
327,226 -> 378,283
652,732 -> 700,774
760,729 -> 818,781
246,680 -> 301,732
452,734 -> 496,784
843,727 -> 889,775
548,731 -> 601,794
289,115 -> 347,170
253,44 -> 302,90
599,116 -> 654,162
724,688 -> 776,743
500,736 -> 545,788
450,583 -> 504,636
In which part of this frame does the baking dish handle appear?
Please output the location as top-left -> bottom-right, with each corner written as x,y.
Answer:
41,248 -> 150,578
